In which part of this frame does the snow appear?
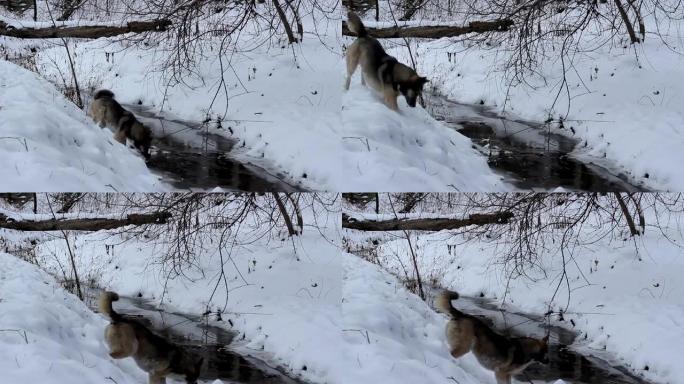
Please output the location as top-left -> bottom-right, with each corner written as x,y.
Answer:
0,59 -> 164,191
343,207 -> 684,384
0,251 -> 146,384
341,84 -> 510,191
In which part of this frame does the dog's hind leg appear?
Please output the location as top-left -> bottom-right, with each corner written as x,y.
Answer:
345,43 -> 360,90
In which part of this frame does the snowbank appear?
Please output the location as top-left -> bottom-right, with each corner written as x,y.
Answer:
342,252 -> 498,383
0,60 -> 164,191
0,252 -> 145,384
341,85 -> 509,191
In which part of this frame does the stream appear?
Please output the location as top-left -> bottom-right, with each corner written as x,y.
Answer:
83,289 -> 307,384
122,104 -> 304,192
427,290 -> 652,384
426,95 -> 648,192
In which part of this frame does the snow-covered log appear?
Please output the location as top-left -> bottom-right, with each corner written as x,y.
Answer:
342,211 -> 513,231
0,19 -> 172,39
341,19 -> 514,39
0,211 -> 172,231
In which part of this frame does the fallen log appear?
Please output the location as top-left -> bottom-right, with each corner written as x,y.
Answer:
0,211 -> 172,231
342,19 -> 514,39
0,19 -> 172,39
342,211 -> 513,231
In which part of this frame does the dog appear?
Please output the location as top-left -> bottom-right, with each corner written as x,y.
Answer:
99,291 -> 204,384
344,12 -> 429,111
436,290 -> 549,384
89,89 -> 152,158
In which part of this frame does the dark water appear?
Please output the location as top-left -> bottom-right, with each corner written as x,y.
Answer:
84,290 -> 307,384
427,95 -> 647,192
122,105 -> 303,192
429,292 -> 652,384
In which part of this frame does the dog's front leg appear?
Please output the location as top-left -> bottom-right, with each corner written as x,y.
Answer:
383,89 -> 399,111
113,129 -> 127,145
344,74 -> 352,91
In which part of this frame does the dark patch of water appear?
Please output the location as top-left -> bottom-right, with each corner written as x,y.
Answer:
123,104 -> 303,192
427,95 -> 647,192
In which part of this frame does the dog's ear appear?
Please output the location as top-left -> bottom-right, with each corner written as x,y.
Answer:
541,335 -> 549,344
418,76 -> 429,85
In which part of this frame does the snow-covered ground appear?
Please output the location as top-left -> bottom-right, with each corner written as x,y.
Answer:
0,60 -> 164,191
355,11 -> 684,190
341,85 -> 510,191
342,203 -> 684,384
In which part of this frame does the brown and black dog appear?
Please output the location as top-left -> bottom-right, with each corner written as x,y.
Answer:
89,90 -> 152,158
344,12 -> 429,111
100,291 -> 203,384
436,290 -> 549,384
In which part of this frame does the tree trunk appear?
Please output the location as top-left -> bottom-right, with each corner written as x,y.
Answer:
272,0 -> 297,43
0,211 -> 172,231
614,193 -> 640,236
285,193 -> 303,234
272,193 -> 298,236
342,211 -> 514,231
0,19 -> 172,39
613,0 -> 639,43
342,18 -> 514,39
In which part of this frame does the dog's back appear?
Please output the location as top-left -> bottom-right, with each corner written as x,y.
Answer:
90,90 -> 126,129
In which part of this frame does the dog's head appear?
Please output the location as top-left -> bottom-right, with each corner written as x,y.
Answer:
398,75 -> 429,107
184,357 -> 204,384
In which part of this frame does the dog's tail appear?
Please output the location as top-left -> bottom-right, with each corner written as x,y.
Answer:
93,89 -> 115,100
435,290 -> 466,318
347,12 -> 367,38
99,291 -> 122,322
